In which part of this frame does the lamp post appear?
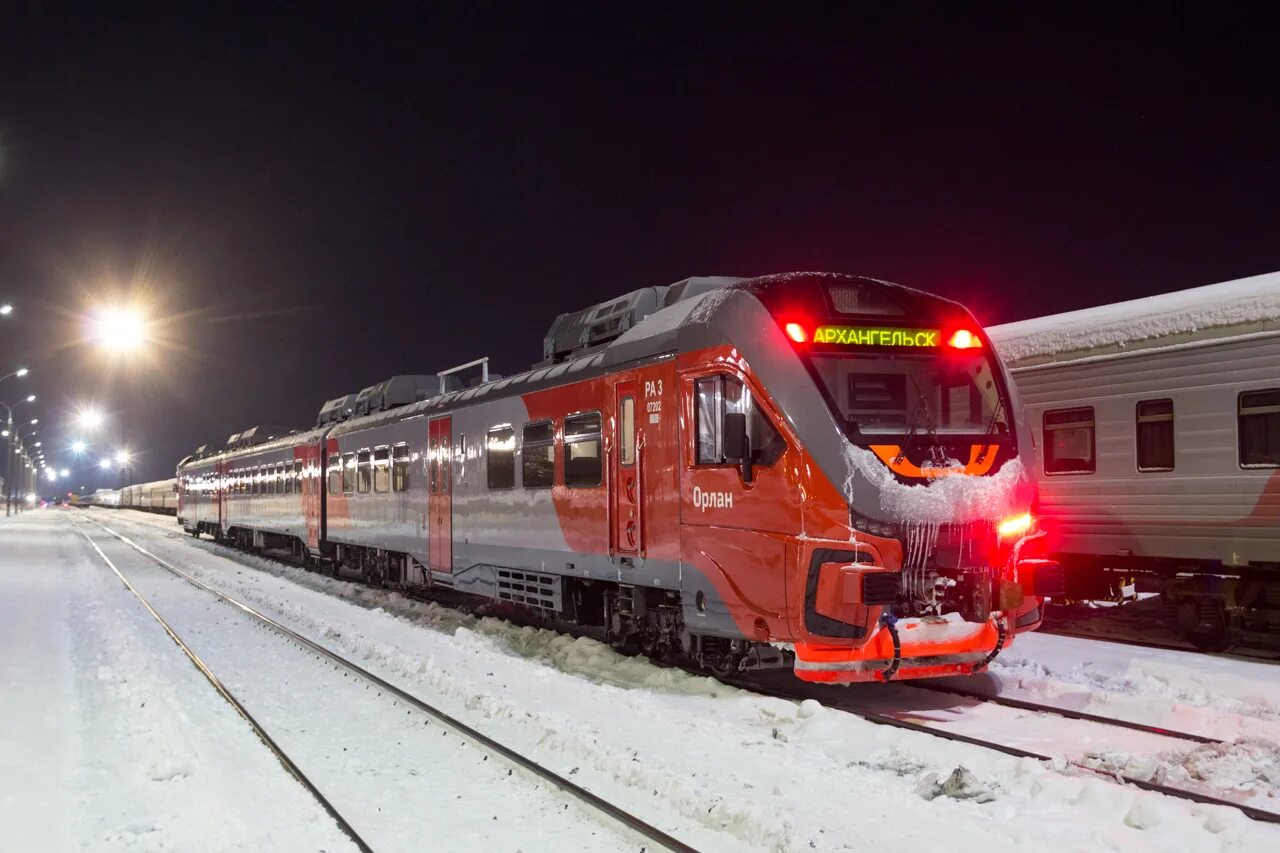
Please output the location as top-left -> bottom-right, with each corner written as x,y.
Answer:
2,395 -> 36,516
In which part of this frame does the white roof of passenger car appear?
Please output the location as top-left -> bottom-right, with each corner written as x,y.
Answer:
988,270 -> 1280,366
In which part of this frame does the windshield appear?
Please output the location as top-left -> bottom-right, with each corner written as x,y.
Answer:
807,351 -> 1011,445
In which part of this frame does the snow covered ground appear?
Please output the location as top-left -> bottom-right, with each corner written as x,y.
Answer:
75,519 -> 636,851
7,507 -> 1280,845
0,509 -> 352,850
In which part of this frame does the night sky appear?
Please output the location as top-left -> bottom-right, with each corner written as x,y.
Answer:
2,4 -> 1277,488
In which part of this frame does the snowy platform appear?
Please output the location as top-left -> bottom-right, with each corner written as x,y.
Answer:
4,509 -> 1280,851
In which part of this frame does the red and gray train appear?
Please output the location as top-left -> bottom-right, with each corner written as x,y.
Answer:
177,273 -> 1060,682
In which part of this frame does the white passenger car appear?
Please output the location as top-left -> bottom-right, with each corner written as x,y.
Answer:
989,271 -> 1280,650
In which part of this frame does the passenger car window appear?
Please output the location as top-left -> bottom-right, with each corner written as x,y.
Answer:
695,375 -> 786,466
373,447 -> 390,492
487,426 -> 515,489
1239,389 -> 1280,467
1136,399 -> 1174,472
522,421 -> 555,488
357,450 -> 372,493
342,452 -> 356,493
564,412 -> 602,486
328,454 -> 343,495
1044,407 -> 1095,474
392,444 -> 410,492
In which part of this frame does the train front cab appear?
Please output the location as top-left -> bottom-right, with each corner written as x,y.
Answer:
674,277 -> 1057,683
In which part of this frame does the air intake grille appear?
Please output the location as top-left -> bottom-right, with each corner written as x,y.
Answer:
862,572 -> 900,605
497,569 -> 559,611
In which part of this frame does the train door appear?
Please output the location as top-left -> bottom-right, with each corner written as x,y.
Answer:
428,415 -> 453,571
611,380 -> 642,556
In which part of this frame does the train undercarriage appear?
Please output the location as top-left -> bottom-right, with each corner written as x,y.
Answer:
1059,554 -> 1280,652
205,525 -> 790,677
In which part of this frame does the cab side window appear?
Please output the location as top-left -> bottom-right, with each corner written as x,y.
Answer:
695,375 -> 786,466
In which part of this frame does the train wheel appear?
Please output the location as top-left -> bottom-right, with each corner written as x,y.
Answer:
1181,599 -> 1242,653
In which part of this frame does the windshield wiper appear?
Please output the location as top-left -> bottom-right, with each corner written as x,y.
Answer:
894,374 -> 937,464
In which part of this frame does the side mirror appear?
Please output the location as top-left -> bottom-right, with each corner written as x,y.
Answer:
722,412 -> 753,483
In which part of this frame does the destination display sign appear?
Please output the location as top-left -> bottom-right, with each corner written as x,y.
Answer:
813,325 -> 941,347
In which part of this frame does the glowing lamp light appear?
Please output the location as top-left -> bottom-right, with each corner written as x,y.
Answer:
77,408 -> 105,430
0,304 -> 12,315
947,329 -> 982,350
15,368 -> 28,377
90,307 -> 147,352
115,449 -> 131,466
71,440 -> 87,455
997,512 -> 1033,539
98,458 -> 112,470
784,322 -> 809,343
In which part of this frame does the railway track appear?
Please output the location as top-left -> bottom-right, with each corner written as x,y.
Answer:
907,682 -> 1224,745
731,677 -> 1280,825
77,527 -> 374,853
80,518 -> 697,853
1039,625 -> 1280,664
94,512 -> 1280,827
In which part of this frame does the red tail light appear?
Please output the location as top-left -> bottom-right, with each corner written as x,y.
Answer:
947,329 -> 981,349
784,322 -> 809,343
997,512 -> 1033,539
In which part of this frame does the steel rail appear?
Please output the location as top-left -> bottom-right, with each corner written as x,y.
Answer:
95,512 -> 1280,826
75,528 -> 374,853
85,518 -> 698,853
907,683 -> 1224,745
730,678 -> 1280,825
1039,625 -> 1280,664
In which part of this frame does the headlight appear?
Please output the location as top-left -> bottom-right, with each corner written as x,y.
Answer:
851,510 -> 899,539
997,512 -> 1033,539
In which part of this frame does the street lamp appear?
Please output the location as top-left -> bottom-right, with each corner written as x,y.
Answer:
89,306 -> 147,352
2,394 -> 37,516
71,440 -> 87,455
98,458 -> 112,470
0,367 -> 28,384
76,407 -> 105,431
0,304 -> 12,315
